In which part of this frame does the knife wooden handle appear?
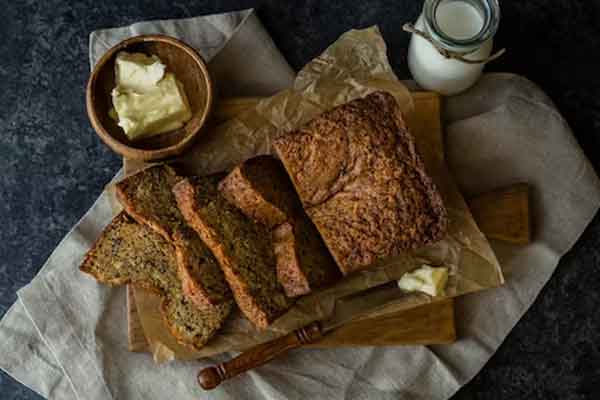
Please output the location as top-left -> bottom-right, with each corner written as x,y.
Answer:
198,321 -> 323,390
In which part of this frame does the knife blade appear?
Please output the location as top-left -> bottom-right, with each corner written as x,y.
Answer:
320,281 -> 405,332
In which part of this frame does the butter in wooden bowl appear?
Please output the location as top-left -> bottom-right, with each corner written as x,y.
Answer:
86,34 -> 213,162
110,52 -> 192,141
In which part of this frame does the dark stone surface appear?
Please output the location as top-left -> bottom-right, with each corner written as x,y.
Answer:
1,0 -> 599,398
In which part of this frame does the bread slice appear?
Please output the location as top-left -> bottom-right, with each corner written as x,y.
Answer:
273,91 -> 448,274
219,156 -> 341,297
115,165 -> 232,307
272,217 -> 341,297
173,175 -> 291,329
173,228 -> 232,306
218,156 -> 298,228
116,165 -> 184,242
80,212 -> 233,349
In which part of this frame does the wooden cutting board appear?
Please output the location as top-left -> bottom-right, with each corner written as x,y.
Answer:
125,92 -> 530,352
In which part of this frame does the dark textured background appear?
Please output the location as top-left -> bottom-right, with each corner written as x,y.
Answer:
1,0 -> 599,399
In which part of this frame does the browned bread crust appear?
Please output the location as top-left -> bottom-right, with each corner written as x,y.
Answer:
271,222 -> 310,296
273,91 -> 447,274
173,176 -> 291,329
218,156 -> 297,228
80,212 -> 233,350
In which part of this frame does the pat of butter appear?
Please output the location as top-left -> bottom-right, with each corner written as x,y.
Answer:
111,52 -> 192,141
115,52 -> 166,93
398,265 -> 449,297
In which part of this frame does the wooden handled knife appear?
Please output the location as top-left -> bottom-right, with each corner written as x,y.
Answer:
197,182 -> 531,390
198,282 -> 416,390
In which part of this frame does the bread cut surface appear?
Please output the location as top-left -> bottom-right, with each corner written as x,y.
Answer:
115,165 -> 231,307
173,228 -> 232,306
220,156 -> 341,297
80,212 -> 233,349
218,155 -> 298,228
116,165 -> 185,242
273,91 -> 447,274
173,175 -> 291,329
272,216 -> 341,297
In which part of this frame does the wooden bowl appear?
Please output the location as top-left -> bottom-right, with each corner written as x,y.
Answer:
86,35 -> 213,161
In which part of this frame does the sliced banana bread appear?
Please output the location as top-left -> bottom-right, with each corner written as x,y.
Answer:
272,216 -> 341,297
116,165 -> 184,242
218,156 -> 298,228
173,175 -> 291,329
220,156 -> 341,297
115,165 -> 231,307
273,91 -> 448,274
80,212 -> 233,349
173,228 -> 232,307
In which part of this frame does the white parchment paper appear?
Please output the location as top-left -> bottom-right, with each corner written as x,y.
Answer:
0,9 -> 598,400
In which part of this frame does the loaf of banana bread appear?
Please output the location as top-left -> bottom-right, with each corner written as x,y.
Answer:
273,91 -> 447,274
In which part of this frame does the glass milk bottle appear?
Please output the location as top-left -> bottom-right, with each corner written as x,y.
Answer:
407,0 -> 502,95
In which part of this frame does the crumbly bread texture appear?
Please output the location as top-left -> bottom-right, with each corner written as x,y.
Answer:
173,228 -> 232,306
218,156 -> 298,228
115,165 -> 231,307
115,165 -> 185,242
173,175 -> 291,329
273,91 -> 448,274
80,212 -> 233,349
220,156 -> 341,297
272,216 -> 341,297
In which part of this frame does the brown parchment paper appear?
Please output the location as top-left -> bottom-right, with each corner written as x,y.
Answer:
127,26 -> 503,362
